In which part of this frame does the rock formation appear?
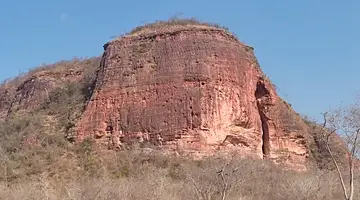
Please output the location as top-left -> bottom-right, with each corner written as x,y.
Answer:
0,21 -> 349,171
75,23 -> 312,170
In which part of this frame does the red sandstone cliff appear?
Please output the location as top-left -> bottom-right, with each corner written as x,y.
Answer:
75,24 -> 312,170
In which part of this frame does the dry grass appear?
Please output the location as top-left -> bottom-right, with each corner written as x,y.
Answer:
0,143 -> 359,200
124,17 -> 230,37
1,57 -> 100,90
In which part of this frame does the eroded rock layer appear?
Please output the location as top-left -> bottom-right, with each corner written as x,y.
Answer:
76,26 -> 311,170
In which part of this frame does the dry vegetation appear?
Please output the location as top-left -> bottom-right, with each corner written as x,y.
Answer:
124,17 -> 230,36
0,57 -> 100,89
0,145 -> 359,200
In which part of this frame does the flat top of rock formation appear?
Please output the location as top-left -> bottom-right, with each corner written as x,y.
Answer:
111,18 -> 235,40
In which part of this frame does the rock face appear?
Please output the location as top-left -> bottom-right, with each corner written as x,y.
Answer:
76,24 -> 312,170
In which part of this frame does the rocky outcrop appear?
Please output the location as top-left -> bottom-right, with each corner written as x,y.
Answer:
76,24 -> 312,170
0,58 -> 100,119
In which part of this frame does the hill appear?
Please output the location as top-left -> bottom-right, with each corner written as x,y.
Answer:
0,18 -> 357,200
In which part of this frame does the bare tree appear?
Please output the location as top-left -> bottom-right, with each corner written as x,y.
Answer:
187,153 -> 243,200
320,102 -> 360,200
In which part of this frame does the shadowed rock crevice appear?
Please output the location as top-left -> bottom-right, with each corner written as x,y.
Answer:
255,80 -> 271,159
258,105 -> 270,158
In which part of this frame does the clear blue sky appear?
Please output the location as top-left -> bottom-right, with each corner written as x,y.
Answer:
0,0 -> 358,122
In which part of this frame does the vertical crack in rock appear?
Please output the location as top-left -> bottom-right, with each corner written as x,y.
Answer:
257,102 -> 270,158
255,80 -> 271,159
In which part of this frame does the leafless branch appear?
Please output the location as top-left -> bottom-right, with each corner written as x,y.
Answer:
349,129 -> 359,200
320,112 -> 349,200
188,174 -> 206,200
320,105 -> 360,200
